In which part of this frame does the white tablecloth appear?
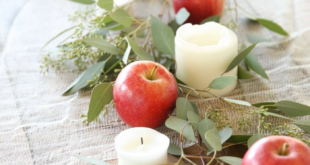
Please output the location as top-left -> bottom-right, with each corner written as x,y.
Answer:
1,0 -> 310,164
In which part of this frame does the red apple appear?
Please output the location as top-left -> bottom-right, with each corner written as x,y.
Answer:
113,61 -> 178,128
173,0 -> 225,24
242,136 -> 310,165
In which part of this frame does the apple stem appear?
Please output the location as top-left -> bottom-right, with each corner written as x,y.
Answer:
280,143 -> 289,155
148,65 -> 158,80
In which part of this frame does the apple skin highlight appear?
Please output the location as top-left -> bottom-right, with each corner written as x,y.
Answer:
113,61 -> 178,128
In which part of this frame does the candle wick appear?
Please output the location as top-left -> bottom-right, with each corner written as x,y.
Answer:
141,137 -> 143,145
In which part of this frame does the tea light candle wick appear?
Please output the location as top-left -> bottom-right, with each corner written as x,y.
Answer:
141,137 -> 143,145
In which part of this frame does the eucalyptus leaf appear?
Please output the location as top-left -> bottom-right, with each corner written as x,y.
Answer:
205,128 -> 222,151
252,102 -> 277,109
104,56 -> 121,74
257,18 -> 289,36
83,38 -> 120,55
125,37 -> 154,61
208,76 -> 237,90
245,52 -> 269,79
219,156 -> 243,165
151,16 -> 175,57
74,155 -> 111,165
187,111 -> 202,130
176,97 -> 194,120
62,61 -> 106,96
227,135 -> 251,143
190,101 -> 199,115
175,8 -> 190,25
264,112 -> 294,121
161,59 -> 172,70
247,133 -> 264,148
168,20 -> 179,34
87,83 -> 113,123
198,118 -> 216,150
219,127 -> 233,144
201,15 -> 220,24
225,43 -> 257,73
110,9 -> 132,27
70,0 -> 95,4
97,0 -> 113,11
167,143 -> 181,156
276,101 -> 310,117
165,116 -> 196,141
238,65 -> 254,79
294,119 -> 310,133
122,44 -> 131,64
224,98 -> 251,106
246,34 -> 269,43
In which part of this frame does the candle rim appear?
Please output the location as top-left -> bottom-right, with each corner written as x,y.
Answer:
115,127 -> 170,156
175,22 -> 237,50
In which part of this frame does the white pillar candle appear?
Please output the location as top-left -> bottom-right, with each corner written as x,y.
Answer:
115,127 -> 170,165
175,22 -> 238,97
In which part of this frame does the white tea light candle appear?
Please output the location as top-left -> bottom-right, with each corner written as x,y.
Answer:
175,22 -> 238,97
115,127 -> 170,165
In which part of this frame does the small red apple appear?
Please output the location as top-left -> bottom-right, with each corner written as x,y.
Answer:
173,0 -> 225,24
113,61 -> 178,128
242,136 -> 310,165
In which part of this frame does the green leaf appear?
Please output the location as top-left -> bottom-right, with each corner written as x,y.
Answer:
87,83 -> 113,123
125,37 -> 154,61
205,128 -> 222,151
219,127 -> 233,144
176,97 -> 194,120
167,143 -> 181,156
246,34 -> 269,43
223,98 -> 251,106
252,102 -> 277,109
83,38 -> 120,55
238,65 -> 254,79
276,101 -> 310,117
247,133 -> 264,148
198,118 -> 216,150
70,0 -> 95,4
165,116 -> 196,141
263,112 -> 295,121
168,20 -> 179,34
294,119 -> 310,133
227,135 -> 251,143
187,111 -> 202,130
122,44 -> 131,65
97,0 -> 113,11
190,101 -> 199,115
225,43 -> 257,73
208,76 -> 237,90
62,61 -> 106,96
151,16 -> 175,57
74,155 -> 111,165
245,52 -> 269,79
161,59 -> 172,70
201,15 -> 220,24
219,156 -> 243,165
175,8 -> 190,25
110,9 -> 132,27
257,18 -> 289,36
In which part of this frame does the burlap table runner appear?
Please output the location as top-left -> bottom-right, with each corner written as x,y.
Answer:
1,0 -> 310,164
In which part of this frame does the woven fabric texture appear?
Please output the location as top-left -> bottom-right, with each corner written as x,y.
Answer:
1,0 -> 310,164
